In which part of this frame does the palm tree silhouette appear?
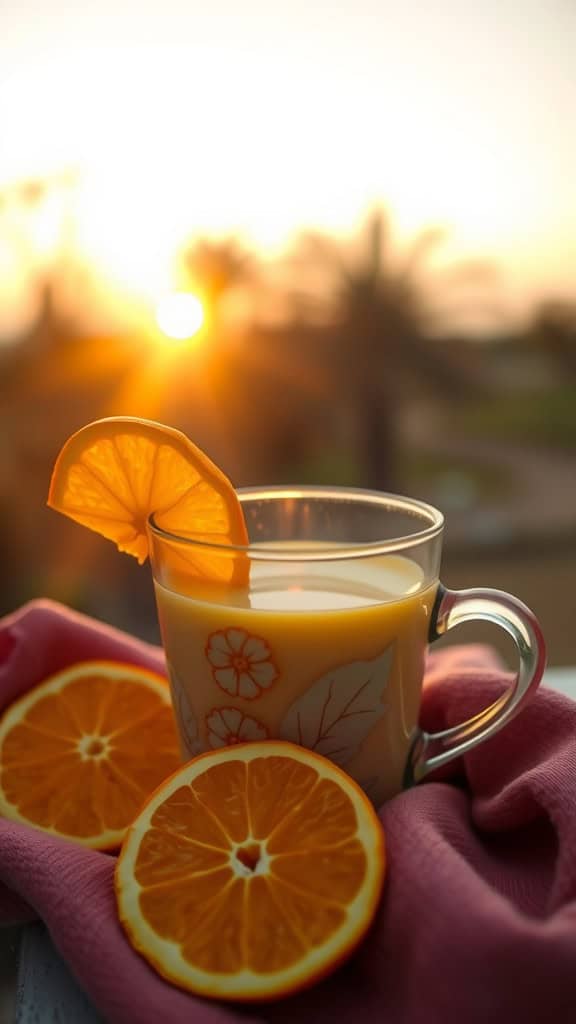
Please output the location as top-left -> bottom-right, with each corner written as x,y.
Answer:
529,300 -> 576,377
291,208 -> 493,488
182,236 -> 256,325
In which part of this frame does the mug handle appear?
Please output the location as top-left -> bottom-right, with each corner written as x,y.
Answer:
406,585 -> 547,785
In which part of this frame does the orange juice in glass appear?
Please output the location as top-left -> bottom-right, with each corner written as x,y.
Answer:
149,487 -> 545,806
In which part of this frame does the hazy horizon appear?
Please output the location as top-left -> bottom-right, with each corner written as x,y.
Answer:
1,0 -> 576,322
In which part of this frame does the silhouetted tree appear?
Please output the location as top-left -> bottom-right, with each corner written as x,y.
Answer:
182,236 -> 256,325
291,208 -> 494,488
530,301 -> 576,377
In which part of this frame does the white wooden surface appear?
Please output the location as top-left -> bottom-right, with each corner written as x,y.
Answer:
15,925 -> 103,1024
2,668 -> 575,1024
0,925 -> 19,1023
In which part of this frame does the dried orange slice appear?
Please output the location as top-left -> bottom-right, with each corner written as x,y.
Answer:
47,417 -> 248,584
0,661 -> 181,850
116,741 -> 385,1002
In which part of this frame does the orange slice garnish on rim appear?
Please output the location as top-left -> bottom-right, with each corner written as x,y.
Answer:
47,417 -> 249,585
0,661 -> 181,850
115,741 -> 386,1002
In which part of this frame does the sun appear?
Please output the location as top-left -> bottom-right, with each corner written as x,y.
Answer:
154,292 -> 205,342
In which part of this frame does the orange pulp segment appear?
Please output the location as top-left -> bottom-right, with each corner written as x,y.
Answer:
115,741 -> 385,1002
47,417 -> 249,584
0,661 -> 181,849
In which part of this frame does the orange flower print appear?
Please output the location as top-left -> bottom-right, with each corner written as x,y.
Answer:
206,628 -> 278,700
206,707 -> 268,749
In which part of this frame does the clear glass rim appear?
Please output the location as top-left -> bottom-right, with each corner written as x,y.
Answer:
148,486 -> 444,562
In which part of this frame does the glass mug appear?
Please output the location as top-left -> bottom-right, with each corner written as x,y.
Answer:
148,487 -> 546,806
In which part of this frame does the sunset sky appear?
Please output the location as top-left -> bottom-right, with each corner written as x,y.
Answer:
1,0 -> 575,320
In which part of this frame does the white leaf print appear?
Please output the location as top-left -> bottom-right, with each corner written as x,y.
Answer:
167,664 -> 203,759
279,646 -> 394,767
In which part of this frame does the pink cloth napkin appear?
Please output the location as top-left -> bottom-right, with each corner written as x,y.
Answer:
1,600 -> 576,1024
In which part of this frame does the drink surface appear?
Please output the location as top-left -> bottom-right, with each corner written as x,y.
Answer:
246,546 -> 425,611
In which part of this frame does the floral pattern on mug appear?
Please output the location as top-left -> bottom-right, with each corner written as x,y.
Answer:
206,707 -> 269,748
205,628 -> 279,700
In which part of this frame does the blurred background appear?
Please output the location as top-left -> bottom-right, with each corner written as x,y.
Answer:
0,0 -> 574,664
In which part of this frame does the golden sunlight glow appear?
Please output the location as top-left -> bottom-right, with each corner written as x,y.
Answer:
155,292 -> 205,341
1,17 -> 574,310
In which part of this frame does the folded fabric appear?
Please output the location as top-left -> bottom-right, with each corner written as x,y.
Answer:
1,600 -> 575,1024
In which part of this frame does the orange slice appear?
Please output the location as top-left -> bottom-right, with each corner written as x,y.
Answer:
115,741 -> 385,1002
0,661 -> 181,850
47,417 -> 249,584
